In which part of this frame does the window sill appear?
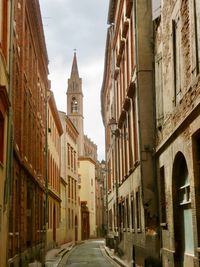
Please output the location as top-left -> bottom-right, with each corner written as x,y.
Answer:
179,201 -> 191,206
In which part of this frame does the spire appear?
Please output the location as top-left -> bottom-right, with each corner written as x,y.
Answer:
70,51 -> 79,78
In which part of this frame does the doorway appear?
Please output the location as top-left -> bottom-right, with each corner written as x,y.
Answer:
172,152 -> 194,267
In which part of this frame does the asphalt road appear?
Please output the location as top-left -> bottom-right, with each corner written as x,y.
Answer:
59,239 -> 119,267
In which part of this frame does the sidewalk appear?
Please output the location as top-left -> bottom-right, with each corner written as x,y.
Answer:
104,246 -> 129,267
45,242 -> 74,267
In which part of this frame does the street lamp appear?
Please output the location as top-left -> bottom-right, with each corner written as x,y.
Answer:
108,117 -> 119,137
108,117 -> 127,139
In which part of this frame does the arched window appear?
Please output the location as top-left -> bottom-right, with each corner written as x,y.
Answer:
71,97 -> 78,113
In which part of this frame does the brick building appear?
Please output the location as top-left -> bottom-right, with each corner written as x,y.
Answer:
153,0 -> 200,266
0,0 -> 12,266
8,0 -> 49,265
101,0 -> 160,265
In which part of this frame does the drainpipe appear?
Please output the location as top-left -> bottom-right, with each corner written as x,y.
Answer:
133,0 -> 144,210
4,0 -> 14,264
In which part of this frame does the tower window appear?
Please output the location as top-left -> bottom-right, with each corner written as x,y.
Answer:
71,97 -> 78,113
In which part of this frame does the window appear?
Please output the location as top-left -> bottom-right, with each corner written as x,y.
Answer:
71,147 -> 73,171
177,163 -> 190,205
126,197 -> 130,229
0,112 -> 4,163
74,151 -> 76,173
71,97 -> 78,113
128,110 -> 134,170
68,177 -> 70,198
75,181 -> 77,202
67,144 -> 70,169
68,208 -> 70,228
172,14 -> 182,105
113,203 -> 116,229
131,195 -> 135,230
132,99 -> 138,162
71,179 -> 73,200
155,54 -> 163,128
122,200 -> 125,229
136,189 -> 141,231
107,160 -> 111,192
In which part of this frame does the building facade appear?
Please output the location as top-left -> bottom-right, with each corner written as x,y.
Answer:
79,156 -> 97,239
154,0 -> 200,266
95,161 -> 105,238
101,0 -> 159,265
8,0 -> 49,265
59,111 -> 80,243
0,0 -> 12,266
47,91 -> 63,249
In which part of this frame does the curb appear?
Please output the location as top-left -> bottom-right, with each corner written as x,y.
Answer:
45,243 -> 75,267
104,246 -> 128,267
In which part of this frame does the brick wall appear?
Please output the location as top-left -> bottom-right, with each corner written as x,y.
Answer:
9,0 -> 49,264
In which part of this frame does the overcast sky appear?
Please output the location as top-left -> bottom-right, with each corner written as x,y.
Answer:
40,0 -> 109,161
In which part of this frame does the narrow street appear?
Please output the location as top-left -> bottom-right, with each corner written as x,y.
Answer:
58,240 -> 119,267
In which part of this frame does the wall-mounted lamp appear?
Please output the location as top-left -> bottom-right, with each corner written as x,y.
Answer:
108,117 -> 127,139
108,117 -> 119,136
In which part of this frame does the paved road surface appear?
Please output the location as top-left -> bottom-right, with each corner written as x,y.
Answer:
59,239 -> 118,267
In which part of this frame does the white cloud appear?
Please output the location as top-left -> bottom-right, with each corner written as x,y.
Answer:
40,0 -> 108,160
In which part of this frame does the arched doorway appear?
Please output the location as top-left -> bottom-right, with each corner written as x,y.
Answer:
172,152 -> 194,267
81,201 -> 90,240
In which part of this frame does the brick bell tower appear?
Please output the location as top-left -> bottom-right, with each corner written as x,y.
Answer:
67,52 -> 84,155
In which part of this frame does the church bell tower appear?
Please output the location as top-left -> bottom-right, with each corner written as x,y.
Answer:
67,52 -> 84,155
